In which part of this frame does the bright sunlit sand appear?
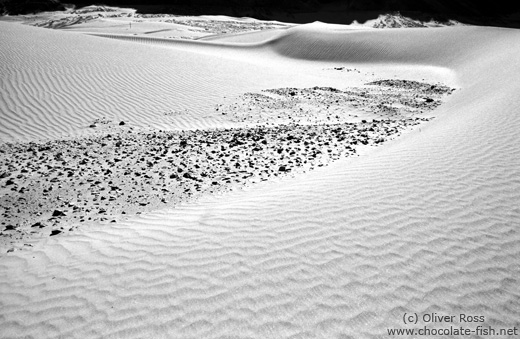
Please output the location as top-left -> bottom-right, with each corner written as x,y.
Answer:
1,6 -> 519,339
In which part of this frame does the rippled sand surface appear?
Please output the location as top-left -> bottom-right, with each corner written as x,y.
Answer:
1,15 -> 520,339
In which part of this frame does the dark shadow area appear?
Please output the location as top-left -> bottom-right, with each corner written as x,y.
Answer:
1,0 -> 65,14
2,0 -> 520,28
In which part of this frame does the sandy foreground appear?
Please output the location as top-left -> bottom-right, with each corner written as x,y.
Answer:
1,7 -> 520,339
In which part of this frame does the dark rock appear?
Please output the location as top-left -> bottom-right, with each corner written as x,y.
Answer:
5,179 -> 15,185
50,230 -> 62,236
4,225 -> 16,231
119,121 -> 125,126
89,124 -> 97,128
52,210 -> 67,217
0,172 -> 10,178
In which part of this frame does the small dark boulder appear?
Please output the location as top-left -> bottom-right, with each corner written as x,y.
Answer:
52,209 -> 67,217
50,230 -> 62,236
119,121 -> 125,126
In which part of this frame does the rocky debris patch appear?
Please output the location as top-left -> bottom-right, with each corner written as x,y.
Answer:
71,5 -> 120,14
161,18 -> 288,35
366,79 -> 454,95
373,13 -> 428,28
0,79 -> 455,253
325,67 -> 361,73
217,80 -> 455,126
33,15 -> 103,29
30,10 -> 289,37
30,6 -> 134,29
1,117 -> 427,252
368,12 -> 463,29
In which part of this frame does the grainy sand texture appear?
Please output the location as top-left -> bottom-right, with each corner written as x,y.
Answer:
1,7 -> 519,339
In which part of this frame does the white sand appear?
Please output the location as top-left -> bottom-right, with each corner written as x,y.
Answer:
1,12 -> 519,339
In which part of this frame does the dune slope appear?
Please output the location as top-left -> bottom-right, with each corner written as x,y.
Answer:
1,21 -> 519,338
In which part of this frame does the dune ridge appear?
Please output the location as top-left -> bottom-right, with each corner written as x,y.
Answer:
1,18 -> 520,339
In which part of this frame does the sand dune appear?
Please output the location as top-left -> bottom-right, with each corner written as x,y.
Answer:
1,14 -> 520,339
0,22 -> 455,142
0,22 -> 298,142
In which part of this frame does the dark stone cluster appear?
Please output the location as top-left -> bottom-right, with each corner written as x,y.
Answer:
0,79 -> 454,252
1,117 -> 427,249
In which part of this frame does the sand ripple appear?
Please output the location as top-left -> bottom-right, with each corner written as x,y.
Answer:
1,20 -> 520,339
